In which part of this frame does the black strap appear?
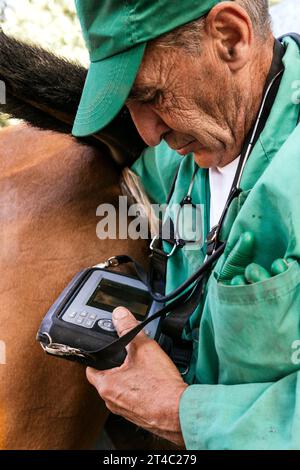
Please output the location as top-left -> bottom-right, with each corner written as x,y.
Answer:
86,244 -> 225,363
281,33 -> 300,124
279,32 -> 300,46
85,244 -> 224,368
88,274 -> 205,360
166,166 -> 181,205
149,166 -> 181,294
149,246 -> 169,295
160,279 -> 204,341
112,242 -> 226,303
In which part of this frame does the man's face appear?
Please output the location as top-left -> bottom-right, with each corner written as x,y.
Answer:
126,40 -> 246,168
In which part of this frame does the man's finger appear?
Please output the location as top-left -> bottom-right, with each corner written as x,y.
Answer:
86,307 -> 145,381
86,366 -> 101,386
112,306 -> 142,337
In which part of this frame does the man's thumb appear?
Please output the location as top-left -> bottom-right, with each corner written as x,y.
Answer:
112,307 -> 141,337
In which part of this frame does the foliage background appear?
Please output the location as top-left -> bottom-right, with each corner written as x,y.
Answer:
0,0 -> 88,65
0,0 -> 288,127
0,0 -> 282,65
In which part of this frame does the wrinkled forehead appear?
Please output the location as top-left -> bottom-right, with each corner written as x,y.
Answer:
127,43 -> 180,101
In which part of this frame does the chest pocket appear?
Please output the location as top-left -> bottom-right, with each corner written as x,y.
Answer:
207,260 -> 300,386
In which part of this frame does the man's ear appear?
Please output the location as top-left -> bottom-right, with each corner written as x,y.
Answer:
205,2 -> 252,72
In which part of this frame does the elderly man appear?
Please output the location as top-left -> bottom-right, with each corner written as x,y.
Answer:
72,0 -> 300,449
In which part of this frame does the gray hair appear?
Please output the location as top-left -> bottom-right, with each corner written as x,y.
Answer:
156,1 -> 271,54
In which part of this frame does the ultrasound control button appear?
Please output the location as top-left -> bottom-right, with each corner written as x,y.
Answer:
80,311 -> 88,317
85,319 -> 94,328
76,317 -> 84,324
68,311 -> 77,318
98,319 -> 115,332
89,313 -> 97,320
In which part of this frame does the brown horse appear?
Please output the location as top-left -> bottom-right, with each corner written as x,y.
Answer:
0,121 -> 150,449
0,122 -> 150,449
0,31 -> 152,449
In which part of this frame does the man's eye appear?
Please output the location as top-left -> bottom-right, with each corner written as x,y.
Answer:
143,90 -> 163,106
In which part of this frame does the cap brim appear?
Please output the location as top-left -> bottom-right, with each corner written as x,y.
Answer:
72,42 -> 146,137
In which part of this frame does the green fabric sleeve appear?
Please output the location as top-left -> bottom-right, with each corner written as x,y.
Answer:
179,371 -> 300,450
131,142 -> 182,204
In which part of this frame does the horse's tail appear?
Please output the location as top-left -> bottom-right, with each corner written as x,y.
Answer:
0,30 -> 144,166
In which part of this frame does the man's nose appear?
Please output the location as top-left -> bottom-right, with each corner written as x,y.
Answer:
127,102 -> 171,147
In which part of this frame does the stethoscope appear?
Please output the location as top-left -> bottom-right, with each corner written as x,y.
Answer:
147,66 -> 286,304
81,35 -> 300,365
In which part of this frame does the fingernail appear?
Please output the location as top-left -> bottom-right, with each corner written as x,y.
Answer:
113,307 -> 128,320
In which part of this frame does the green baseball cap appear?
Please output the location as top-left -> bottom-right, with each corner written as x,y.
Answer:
72,0 -> 221,137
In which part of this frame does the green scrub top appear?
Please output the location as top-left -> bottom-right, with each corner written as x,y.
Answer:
131,36 -> 300,450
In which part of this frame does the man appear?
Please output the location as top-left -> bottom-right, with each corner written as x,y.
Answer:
72,0 -> 300,449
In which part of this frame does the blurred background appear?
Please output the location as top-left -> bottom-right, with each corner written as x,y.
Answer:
0,0 -> 299,128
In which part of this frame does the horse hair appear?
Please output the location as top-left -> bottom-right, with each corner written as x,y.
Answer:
0,30 -> 145,165
0,30 -> 86,126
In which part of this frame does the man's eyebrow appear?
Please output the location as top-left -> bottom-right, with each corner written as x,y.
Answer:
126,85 -> 158,103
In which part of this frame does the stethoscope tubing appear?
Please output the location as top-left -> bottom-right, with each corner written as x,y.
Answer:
148,68 -> 285,304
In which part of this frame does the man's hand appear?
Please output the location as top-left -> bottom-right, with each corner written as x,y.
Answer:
86,307 -> 188,447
